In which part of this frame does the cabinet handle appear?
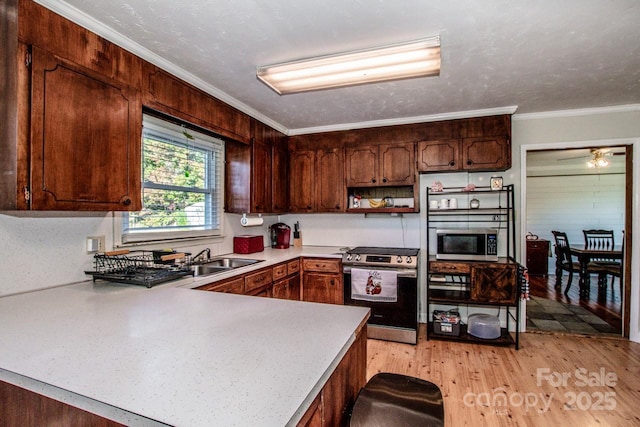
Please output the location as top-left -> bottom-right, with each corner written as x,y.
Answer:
306,205 -> 312,210
467,160 -> 473,165
449,160 -> 455,167
382,178 -> 387,183
371,178 -> 377,183
121,197 -> 132,206
335,204 -> 340,209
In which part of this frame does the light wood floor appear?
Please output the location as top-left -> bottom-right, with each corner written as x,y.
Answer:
366,325 -> 640,426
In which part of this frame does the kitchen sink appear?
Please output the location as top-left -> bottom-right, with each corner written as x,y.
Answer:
191,257 -> 263,277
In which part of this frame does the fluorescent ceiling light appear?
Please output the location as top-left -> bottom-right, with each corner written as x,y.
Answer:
257,37 -> 441,95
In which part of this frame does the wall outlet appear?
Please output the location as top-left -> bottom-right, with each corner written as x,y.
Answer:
86,236 -> 105,253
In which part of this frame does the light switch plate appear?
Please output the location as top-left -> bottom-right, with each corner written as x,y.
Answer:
86,236 -> 105,253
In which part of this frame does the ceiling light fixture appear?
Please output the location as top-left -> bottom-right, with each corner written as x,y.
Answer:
257,36 -> 441,95
586,150 -> 610,168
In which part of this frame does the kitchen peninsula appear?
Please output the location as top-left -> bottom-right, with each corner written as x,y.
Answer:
0,263 -> 369,426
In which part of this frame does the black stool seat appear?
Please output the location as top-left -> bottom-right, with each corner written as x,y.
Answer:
350,373 -> 444,426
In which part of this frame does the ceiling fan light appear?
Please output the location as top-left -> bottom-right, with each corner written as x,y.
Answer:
257,36 -> 441,94
596,157 -> 609,167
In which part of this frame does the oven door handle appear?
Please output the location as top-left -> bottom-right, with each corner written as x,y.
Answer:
343,266 -> 417,279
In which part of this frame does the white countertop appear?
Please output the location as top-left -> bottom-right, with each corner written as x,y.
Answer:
0,246 -> 368,426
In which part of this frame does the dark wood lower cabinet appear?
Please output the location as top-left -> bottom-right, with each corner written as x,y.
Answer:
298,324 -> 367,427
0,380 -> 125,427
302,258 -> 343,304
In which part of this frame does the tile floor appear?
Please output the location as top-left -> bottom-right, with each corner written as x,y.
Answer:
526,296 -> 620,336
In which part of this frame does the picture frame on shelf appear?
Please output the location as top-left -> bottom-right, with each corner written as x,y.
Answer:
490,176 -> 503,191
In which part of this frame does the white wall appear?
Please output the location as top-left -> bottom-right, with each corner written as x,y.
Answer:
526,173 -> 625,270
512,106 -> 640,342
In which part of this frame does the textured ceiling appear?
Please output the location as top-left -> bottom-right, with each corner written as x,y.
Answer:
36,0 -> 640,134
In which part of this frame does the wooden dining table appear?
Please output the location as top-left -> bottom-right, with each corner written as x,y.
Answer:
570,246 -> 623,299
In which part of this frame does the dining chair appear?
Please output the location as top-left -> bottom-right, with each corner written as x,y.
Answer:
551,231 -> 581,293
551,231 -> 608,295
583,229 -> 622,290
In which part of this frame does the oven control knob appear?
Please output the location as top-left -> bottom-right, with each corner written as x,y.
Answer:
355,254 -> 361,261
346,254 -> 352,261
406,256 -> 413,264
396,256 -> 403,263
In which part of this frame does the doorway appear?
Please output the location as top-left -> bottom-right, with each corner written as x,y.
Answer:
521,141 -> 634,338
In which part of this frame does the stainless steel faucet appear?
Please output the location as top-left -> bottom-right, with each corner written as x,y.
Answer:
192,248 -> 211,263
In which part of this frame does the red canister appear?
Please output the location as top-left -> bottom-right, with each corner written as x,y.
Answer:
233,235 -> 264,254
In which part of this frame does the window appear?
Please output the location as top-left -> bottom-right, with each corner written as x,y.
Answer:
122,114 -> 224,243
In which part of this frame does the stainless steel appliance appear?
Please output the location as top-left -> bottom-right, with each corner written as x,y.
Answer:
343,247 -> 419,344
270,223 -> 291,249
436,228 -> 498,261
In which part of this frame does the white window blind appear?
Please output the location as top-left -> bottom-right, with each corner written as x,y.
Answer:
123,114 -> 224,243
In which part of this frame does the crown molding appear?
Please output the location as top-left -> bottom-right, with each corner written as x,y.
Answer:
287,106 -> 519,136
513,104 -> 640,121
33,0 -> 289,135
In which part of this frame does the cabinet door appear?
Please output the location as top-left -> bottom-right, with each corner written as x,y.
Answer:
271,138 -> 289,213
379,143 -> 415,185
251,138 -> 272,212
471,264 -> 517,304
317,148 -> 345,212
417,139 -> 460,172
289,150 -> 316,212
345,145 -> 378,186
288,274 -> 301,301
274,275 -> 301,301
30,47 -> 141,210
461,136 -> 510,171
303,272 -> 343,304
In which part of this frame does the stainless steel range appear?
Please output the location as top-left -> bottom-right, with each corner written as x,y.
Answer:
343,247 -> 419,344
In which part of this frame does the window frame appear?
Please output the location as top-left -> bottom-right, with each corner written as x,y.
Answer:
119,114 -> 225,245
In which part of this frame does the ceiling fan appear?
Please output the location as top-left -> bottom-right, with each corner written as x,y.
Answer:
557,148 -> 625,168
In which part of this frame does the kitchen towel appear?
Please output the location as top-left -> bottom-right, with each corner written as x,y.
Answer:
351,268 -> 398,302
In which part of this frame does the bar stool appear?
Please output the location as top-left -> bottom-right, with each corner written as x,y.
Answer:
350,373 -> 444,426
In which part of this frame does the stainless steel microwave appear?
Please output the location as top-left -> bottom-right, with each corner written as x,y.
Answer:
436,229 -> 498,261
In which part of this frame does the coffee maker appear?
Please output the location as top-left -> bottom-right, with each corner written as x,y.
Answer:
270,223 -> 291,249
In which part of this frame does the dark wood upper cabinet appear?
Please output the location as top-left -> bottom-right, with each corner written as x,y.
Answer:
271,138 -> 289,213
288,146 -> 345,213
344,145 -> 378,186
288,150 -> 316,212
225,119 -> 288,214
416,139 -> 460,172
345,143 -> 415,187
143,64 -> 251,144
379,143 -> 416,185
461,136 -> 510,171
316,148 -> 345,212
418,115 -> 512,173
417,135 -> 510,173
29,47 -> 141,210
251,138 -> 272,212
